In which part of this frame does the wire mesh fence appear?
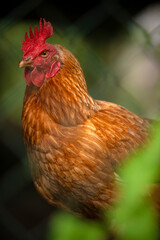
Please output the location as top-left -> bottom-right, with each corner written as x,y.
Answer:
1,0 -> 160,239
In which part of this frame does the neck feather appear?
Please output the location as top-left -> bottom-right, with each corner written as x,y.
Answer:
38,58 -> 98,126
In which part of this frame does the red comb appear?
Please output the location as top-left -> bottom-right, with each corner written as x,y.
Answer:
22,18 -> 53,53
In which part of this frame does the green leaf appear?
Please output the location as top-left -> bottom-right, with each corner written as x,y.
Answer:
47,212 -> 105,240
110,122 -> 160,240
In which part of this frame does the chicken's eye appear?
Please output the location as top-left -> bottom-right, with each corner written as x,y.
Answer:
40,51 -> 48,57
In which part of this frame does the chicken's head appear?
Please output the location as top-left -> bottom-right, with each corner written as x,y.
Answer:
19,18 -> 61,87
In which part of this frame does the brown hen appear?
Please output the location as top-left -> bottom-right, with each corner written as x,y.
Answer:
19,19 -> 158,219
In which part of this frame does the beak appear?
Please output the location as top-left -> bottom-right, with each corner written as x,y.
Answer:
18,56 -> 33,68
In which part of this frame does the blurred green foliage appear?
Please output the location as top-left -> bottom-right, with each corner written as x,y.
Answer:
110,121 -> 160,240
47,123 -> 160,240
47,212 -> 105,240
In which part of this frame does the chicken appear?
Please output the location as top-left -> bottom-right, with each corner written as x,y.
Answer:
19,18 -> 156,219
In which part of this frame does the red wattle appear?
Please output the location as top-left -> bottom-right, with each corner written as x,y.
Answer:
24,67 -> 45,87
31,68 -> 45,87
24,61 -> 60,87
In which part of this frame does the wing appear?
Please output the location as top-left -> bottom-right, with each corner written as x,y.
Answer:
90,100 -> 151,167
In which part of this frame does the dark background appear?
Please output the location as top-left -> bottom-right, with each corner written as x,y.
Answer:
1,0 -> 160,239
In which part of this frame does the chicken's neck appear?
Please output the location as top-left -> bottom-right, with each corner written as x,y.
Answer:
38,62 -> 99,126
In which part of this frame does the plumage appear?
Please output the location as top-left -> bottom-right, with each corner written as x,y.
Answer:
19,19 -> 159,219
